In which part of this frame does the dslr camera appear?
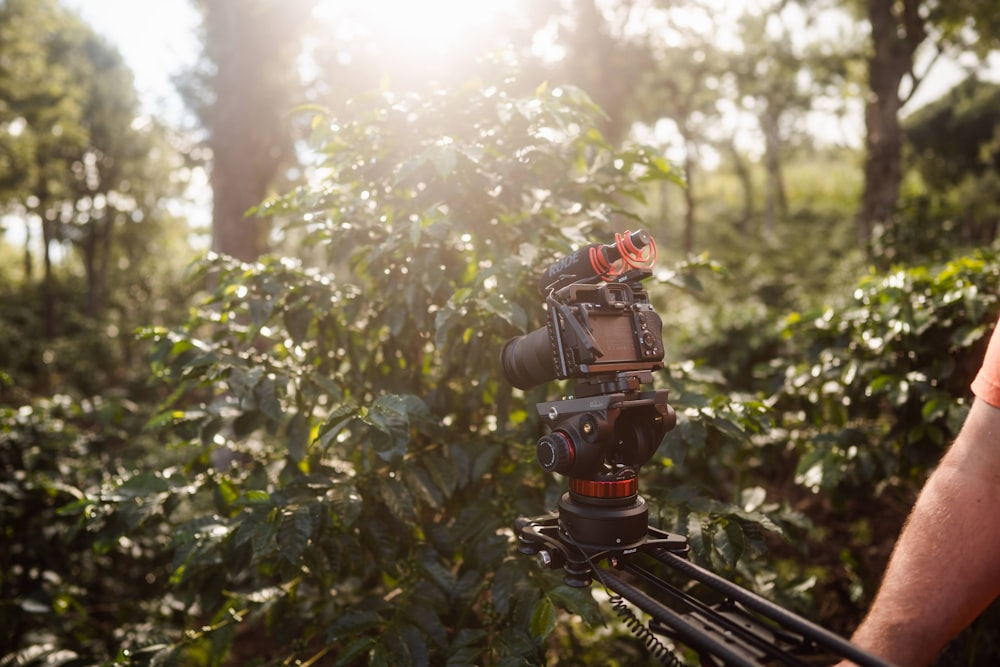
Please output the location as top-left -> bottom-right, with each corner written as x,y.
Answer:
500,229 -> 666,393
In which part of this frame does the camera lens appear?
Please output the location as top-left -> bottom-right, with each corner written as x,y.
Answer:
500,327 -> 556,389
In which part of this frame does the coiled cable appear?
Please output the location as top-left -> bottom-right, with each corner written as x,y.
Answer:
607,591 -> 685,667
564,532 -> 684,666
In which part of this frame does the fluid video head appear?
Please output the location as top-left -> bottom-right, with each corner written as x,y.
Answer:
501,230 -> 676,553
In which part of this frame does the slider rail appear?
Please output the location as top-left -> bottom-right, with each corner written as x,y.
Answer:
516,512 -> 897,666
590,549 -> 897,667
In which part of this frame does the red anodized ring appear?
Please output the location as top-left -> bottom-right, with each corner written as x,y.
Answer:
569,477 -> 638,499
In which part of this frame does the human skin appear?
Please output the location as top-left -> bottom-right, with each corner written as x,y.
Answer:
837,398 -> 1000,666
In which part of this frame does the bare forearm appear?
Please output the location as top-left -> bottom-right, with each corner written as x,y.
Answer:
848,401 -> 1000,665
850,466 -> 1000,663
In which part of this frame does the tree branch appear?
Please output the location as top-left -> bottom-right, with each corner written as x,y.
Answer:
902,45 -> 943,107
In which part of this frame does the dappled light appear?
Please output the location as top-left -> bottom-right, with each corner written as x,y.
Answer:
5,0 -> 1000,665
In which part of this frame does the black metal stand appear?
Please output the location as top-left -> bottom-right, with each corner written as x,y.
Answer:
516,510 -> 896,667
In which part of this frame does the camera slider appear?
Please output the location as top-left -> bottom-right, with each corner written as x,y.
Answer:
514,512 -> 895,667
515,511 -> 688,588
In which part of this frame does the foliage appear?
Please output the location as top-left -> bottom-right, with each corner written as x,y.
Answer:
906,76 -> 1000,187
0,0 -> 193,402
760,249 -> 1000,643
880,76 -> 1000,264
34,79 -> 680,665
776,251 -> 1000,499
0,392 -> 178,664
10,1 -> 1000,664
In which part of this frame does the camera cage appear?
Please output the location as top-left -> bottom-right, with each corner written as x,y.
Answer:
543,274 -> 665,382
502,230 -> 894,667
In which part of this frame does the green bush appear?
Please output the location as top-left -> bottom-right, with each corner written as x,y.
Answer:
7,78 -> 877,666
755,249 -> 1000,643
1,392 -> 177,664
777,251 -> 1000,498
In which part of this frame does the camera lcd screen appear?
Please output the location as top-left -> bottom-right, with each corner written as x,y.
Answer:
592,315 -> 638,363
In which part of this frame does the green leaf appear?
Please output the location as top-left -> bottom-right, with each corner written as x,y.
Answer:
548,585 -> 601,626
432,143 -> 457,179
364,394 -> 428,463
116,472 -> 171,498
401,601 -> 448,650
334,637 -> 375,667
56,497 -> 94,517
377,477 -> 417,526
470,444 -> 502,482
424,452 -> 458,497
278,506 -> 312,563
249,296 -> 273,326
419,549 -> 456,596
492,561 -> 518,616
228,365 -> 262,399
254,376 -> 283,421
529,596 -> 556,640
235,490 -> 273,507
319,403 -> 358,449
452,500 -> 495,543
328,484 -> 363,527
403,464 -> 443,508
284,305 -> 313,344
328,609 -> 383,641
286,412 -> 309,462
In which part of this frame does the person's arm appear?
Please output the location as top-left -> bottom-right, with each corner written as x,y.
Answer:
842,398 -> 1000,666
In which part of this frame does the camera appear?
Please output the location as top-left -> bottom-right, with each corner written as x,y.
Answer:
500,231 -> 676,551
500,231 -> 666,391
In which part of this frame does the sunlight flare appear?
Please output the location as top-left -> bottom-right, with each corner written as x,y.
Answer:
317,0 -> 523,60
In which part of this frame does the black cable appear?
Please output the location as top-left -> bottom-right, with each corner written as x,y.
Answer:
607,592 -> 686,667
562,532 -> 685,667
598,567 -> 762,667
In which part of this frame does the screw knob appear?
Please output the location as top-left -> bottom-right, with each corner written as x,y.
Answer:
536,431 -> 575,474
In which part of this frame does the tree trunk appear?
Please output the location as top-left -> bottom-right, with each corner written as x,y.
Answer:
96,213 -> 113,315
858,0 -> 926,250
82,213 -> 112,318
727,139 -> 754,236
23,216 -> 33,280
201,0 -> 314,262
83,218 -> 99,317
40,212 -> 56,338
762,105 -> 786,238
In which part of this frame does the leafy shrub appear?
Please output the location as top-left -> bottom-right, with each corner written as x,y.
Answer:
751,249 -> 1000,642
777,251 -> 1000,499
56,79 -> 708,666
0,393 -> 176,664
10,78 -> 823,666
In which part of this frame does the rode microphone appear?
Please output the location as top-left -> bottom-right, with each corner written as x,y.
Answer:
537,229 -> 656,293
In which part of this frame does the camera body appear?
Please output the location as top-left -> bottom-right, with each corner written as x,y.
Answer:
500,270 -> 665,390
548,278 -> 664,379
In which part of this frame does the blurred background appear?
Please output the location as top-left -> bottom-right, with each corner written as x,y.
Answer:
4,0 -> 1000,664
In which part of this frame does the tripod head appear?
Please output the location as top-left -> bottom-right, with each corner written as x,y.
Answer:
531,380 -> 674,552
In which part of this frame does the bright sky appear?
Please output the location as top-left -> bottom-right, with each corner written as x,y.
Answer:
54,0 -> 1000,175
60,0 -> 201,123
61,0 -> 997,123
